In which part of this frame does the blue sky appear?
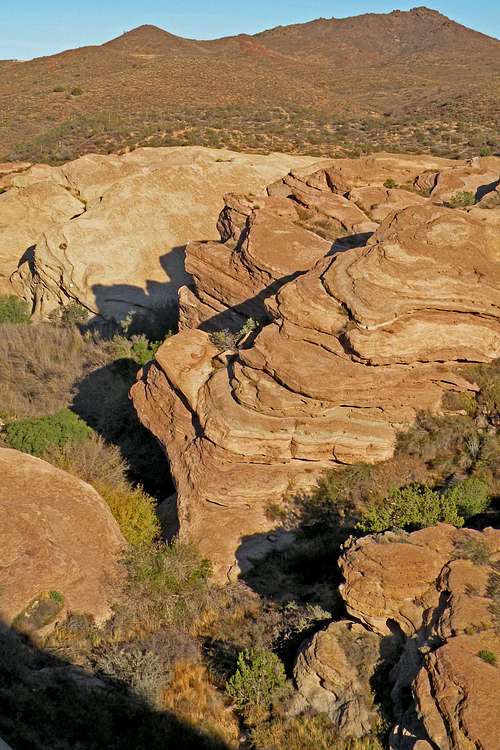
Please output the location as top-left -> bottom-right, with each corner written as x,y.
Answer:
1,1 -> 498,59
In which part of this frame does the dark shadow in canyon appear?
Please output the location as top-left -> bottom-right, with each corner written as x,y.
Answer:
0,620 -> 231,750
71,356 -> 172,498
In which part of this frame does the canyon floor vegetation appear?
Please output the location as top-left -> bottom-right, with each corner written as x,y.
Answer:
0,294 -> 498,749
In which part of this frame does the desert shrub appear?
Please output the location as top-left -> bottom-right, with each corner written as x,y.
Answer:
4,408 -> 92,456
43,432 -> 129,487
454,537 -> 491,565
447,190 -> 475,208
0,323 -> 109,418
396,412 -> 477,474
441,390 -> 477,415
71,87 -> 83,96
226,648 -> 287,712
468,359 -> 500,417
445,477 -> 490,519
124,542 -> 212,630
383,178 -> 397,189
358,484 -> 463,533
0,295 -> 31,324
251,715 -> 383,750
209,318 -> 256,352
209,329 -> 239,351
291,454 -> 429,533
477,649 -> 497,666
52,85 -> 65,92
59,301 -> 89,327
93,644 -> 166,707
95,482 -> 160,547
112,334 -> 162,366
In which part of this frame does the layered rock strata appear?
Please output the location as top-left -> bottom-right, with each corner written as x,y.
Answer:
322,524 -> 500,750
1,147 -> 317,318
132,155 -> 500,577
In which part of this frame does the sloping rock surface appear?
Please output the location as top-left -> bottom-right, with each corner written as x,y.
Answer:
1,147 -> 317,318
132,155 -> 500,577
0,448 -> 124,629
335,524 -> 500,750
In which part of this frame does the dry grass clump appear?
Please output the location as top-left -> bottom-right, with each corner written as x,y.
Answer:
251,714 -> 383,750
163,660 -> 240,748
0,323 -> 87,418
0,323 -> 115,419
43,433 -> 129,487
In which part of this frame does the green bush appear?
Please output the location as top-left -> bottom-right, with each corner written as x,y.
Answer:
226,648 -> 287,711
445,477 -> 490,519
0,296 -> 31,324
358,484 -> 463,533
70,87 -> 83,96
447,190 -> 475,208
95,482 -> 160,547
113,335 -> 161,366
125,542 -> 212,628
383,178 -> 398,189
4,408 -> 92,456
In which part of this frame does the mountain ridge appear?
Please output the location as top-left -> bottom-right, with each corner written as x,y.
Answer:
1,7 -> 498,164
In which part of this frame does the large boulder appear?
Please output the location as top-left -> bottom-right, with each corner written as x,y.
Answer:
3,147 -> 318,319
294,620 -> 388,737
337,524 -> 500,750
131,158 -> 500,578
0,448 -> 125,630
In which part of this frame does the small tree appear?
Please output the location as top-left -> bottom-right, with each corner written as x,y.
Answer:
226,649 -> 286,711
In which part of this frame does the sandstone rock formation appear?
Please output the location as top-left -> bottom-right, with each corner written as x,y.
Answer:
1,147 -> 317,318
0,448 -> 125,630
331,524 -> 500,750
294,619 -> 388,737
132,154 -> 500,578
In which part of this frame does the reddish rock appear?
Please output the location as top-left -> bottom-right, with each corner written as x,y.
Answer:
0,448 -> 125,630
132,158 -> 500,578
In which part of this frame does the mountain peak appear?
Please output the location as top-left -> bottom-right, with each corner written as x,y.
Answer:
103,24 -> 197,53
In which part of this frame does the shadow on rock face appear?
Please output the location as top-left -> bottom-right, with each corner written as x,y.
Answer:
91,246 -> 190,332
71,357 -> 172,498
0,620 -> 232,750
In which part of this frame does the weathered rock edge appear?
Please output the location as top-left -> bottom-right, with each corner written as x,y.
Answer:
131,155 -> 500,577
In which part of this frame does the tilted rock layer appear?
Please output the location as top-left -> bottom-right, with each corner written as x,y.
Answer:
1,147 -> 317,317
0,448 -> 124,630
131,153 -> 500,576
329,524 -> 500,749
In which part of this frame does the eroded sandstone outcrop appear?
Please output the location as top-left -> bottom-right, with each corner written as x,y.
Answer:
0,448 -> 125,631
132,155 -> 500,578
1,147 -> 317,318
294,619 -> 390,737
323,524 -> 500,750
